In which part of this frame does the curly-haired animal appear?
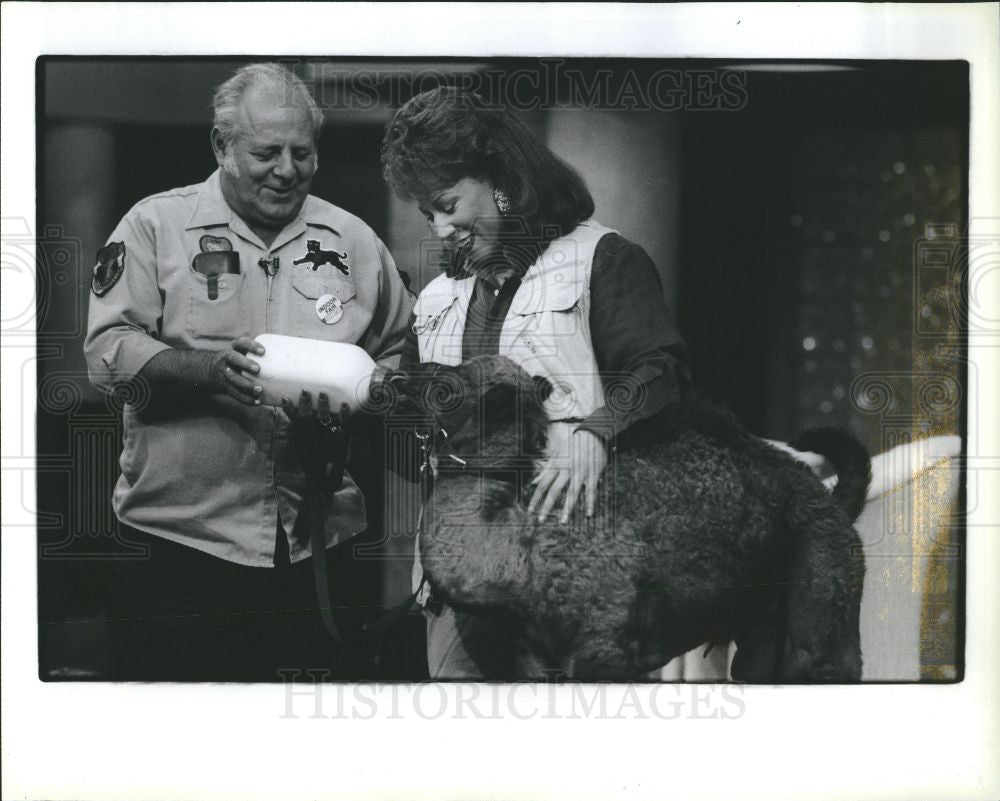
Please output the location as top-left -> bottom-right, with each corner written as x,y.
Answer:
387,355 -> 870,682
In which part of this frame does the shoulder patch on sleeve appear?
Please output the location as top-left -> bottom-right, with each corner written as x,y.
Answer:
92,241 -> 126,297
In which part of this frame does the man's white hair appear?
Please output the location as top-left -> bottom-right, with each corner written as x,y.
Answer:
212,63 -> 324,149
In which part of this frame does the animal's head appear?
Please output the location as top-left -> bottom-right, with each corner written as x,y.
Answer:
381,355 -> 553,461
305,239 -> 321,252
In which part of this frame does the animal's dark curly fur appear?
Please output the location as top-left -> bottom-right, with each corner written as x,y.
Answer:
391,355 -> 869,681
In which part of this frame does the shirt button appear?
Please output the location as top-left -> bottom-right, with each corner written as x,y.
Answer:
493,288 -> 499,296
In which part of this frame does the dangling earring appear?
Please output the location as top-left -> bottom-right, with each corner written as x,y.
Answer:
493,187 -> 511,216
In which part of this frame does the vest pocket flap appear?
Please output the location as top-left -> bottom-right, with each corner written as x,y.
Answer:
412,294 -> 457,334
412,283 -> 459,333
413,283 -> 458,316
509,277 -> 584,315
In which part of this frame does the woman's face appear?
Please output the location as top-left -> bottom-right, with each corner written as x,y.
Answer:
418,176 -> 506,272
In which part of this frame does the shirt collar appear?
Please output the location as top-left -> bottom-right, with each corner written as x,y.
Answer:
185,169 -> 236,231
451,242 -> 539,287
185,169 -> 338,250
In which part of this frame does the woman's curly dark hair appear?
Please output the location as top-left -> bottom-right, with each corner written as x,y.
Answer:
381,87 -> 594,257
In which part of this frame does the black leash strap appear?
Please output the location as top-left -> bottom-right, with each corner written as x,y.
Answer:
309,424 -> 350,646
309,424 -> 425,650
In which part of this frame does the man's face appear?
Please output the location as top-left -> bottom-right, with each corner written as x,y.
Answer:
213,83 -> 318,236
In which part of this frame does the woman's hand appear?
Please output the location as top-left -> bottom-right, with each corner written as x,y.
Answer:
282,390 -> 351,428
281,390 -> 351,491
527,426 -> 608,524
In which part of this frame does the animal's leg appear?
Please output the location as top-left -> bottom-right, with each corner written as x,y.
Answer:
780,510 -> 865,682
509,626 -> 566,681
426,604 -> 519,679
511,645 -> 563,681
731,615 -> 782,682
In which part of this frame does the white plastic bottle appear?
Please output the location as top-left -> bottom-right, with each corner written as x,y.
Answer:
244,333 -> 377,410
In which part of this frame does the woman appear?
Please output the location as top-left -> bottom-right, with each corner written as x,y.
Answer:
379,87 -> 692,679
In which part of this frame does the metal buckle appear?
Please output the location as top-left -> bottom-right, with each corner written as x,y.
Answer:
436,427 -> 468,467
415,429 -> 432,475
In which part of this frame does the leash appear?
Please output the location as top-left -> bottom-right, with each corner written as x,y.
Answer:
308,422 -> 350,646
307,422 -> 427,652
408,428 -> 438,611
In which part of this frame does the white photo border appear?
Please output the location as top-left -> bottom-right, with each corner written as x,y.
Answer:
3,3 -> 998,800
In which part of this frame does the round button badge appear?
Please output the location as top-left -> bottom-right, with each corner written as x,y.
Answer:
315,293 -> 343,325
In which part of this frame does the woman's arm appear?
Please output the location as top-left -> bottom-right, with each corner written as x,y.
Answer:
399,313 -> 421,371
356,312 -> 423,484
577,233 -> 692,447
528,233 -> 692,523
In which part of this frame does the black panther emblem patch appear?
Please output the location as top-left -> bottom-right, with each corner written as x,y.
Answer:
293,240 -> 350,275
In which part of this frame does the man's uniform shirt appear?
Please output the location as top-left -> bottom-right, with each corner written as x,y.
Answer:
85,169 -> 413,566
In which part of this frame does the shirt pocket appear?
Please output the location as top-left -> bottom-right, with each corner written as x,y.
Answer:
286,269 -> 358,338
291,270 -> 357,304
184,269 -> 250,341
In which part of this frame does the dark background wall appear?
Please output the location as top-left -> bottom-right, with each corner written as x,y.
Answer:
36,58 -> 967,679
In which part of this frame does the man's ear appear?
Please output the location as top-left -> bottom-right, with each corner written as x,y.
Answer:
532,374 -> 553,403
210,127 -> 227,166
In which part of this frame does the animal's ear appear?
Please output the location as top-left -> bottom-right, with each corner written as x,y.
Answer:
385,362 -> 439,389
381,368 -> 414,395
525,412 -> 549,455
370,364 -> 434,413
532,374 -> 553,403
365,368 -> 409,414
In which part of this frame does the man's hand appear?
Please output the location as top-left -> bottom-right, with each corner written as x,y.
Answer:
131,338 -> 265,409
527,426 -> 608,524
209,336 -> 265,405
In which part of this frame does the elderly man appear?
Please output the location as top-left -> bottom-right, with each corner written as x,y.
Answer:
84,63 -> 413,680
